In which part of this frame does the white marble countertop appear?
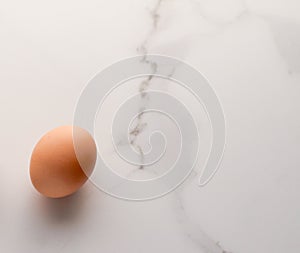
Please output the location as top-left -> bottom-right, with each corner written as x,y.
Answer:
0,0 -> 300,252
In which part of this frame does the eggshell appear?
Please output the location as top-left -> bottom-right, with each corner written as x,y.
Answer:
30,126 -> 97,198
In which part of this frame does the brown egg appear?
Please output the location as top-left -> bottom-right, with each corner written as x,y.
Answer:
30,126 -> 97,198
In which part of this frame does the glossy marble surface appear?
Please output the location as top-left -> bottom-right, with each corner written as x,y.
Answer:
0,0 -> 300,252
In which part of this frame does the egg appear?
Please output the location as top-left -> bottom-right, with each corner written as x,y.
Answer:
30,126 -> 97,198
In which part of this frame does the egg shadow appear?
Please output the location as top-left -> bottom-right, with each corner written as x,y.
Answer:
37,189 -> 87,224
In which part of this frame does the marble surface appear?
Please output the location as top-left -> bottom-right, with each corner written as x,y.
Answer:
1,0 -> 300,252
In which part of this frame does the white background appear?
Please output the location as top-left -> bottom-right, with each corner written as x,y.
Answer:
0,0 -> 300,252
